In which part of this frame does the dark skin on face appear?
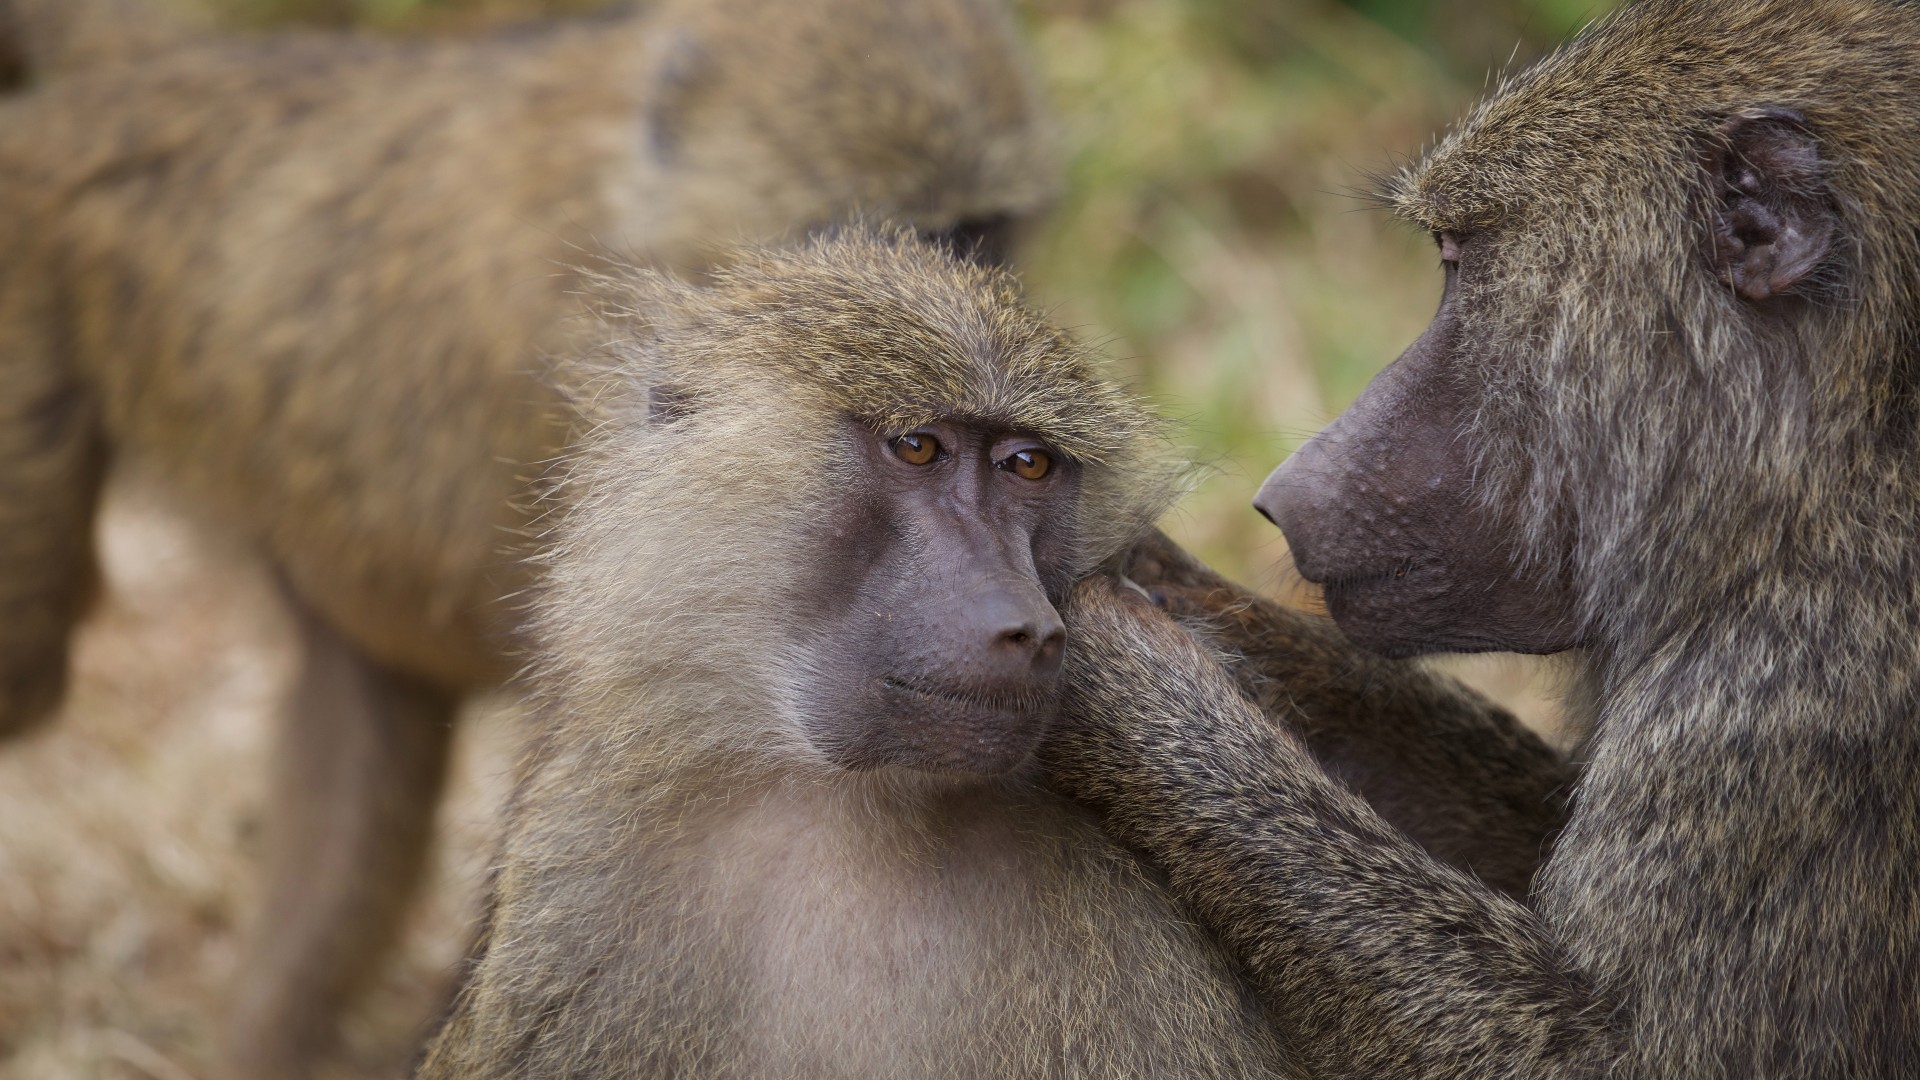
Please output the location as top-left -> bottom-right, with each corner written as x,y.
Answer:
797,417 -> 1076,775
1254,111 -> 1832,658
1251,234 -> 1585,658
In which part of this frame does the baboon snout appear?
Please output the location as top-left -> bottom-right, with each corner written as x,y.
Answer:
1254,438 -> 1337,582
962,588 -> 1066,682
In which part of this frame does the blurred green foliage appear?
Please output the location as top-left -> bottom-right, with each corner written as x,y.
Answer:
211,0 -> 1618,586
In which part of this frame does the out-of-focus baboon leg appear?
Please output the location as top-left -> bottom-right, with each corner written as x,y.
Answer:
224,594 -> 459,1080
0,284 -> 104,737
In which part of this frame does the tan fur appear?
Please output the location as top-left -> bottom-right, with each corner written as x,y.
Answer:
417,231 -> 1294,1079
0,0 -> 1054,696
0,3 -> 1054,1076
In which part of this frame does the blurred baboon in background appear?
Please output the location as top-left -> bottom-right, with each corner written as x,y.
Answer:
1050,0 -> 1920,1076
0,0 -> 1055,1074
0,0 -> 203,85
418,228 -> 1298,1079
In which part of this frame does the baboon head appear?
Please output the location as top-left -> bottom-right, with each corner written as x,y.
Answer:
1256,0 -> 1919,660
635,0 -> 1057,269
540,230 -> 1170,778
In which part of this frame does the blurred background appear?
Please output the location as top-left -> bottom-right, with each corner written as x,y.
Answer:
0,1 -> 1612,1077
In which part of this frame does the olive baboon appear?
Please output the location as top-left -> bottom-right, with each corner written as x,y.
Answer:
415,230 -> 1297,1078
0,2 -> 1054,1075
1046,1 -> 1920,1076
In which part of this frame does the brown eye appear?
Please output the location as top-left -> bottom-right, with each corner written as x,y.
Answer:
893,432 -> 940,465
1005,448 -> 1052,480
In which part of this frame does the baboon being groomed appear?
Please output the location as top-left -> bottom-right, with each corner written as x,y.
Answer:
0,1 -> 1055,1075
414,229 -> 1296,1078
1043,0 -> 1920,1076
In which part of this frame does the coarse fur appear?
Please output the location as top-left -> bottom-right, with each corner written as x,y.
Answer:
0,3 -> 1055,1076
416,231 -> 1293,1079
1054,1 -> 1920,1077
1047,579 -> 1612,1077
1117,532 -> 1572,903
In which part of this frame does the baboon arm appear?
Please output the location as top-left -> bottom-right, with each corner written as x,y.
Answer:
1124,531 -> 1571,898
227,593 -> 459,1080
1049,577 -> 1616,1079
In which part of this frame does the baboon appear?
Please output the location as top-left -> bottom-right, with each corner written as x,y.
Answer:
0,1 -> 1054,1075
1045,1 -> 1920,1076
415,229 -> 1299,1078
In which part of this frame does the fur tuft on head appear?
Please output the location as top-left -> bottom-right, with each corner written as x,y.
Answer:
602,227 -> 1159,465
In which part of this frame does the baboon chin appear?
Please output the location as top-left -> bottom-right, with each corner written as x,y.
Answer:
416,230 -> 1294,1080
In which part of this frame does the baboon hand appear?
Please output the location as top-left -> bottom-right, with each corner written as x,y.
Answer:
1063,573 -> 1200,661
1046,575 -> 1274,809
1118,530 -> 1273,631
1119,528 -> 1230,594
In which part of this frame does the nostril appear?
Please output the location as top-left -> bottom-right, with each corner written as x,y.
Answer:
996,625 -> 1038,650
1253,498 -> 1279,527
995,620 -> 1064,659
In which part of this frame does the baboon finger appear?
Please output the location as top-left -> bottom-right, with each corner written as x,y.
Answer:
1118,527 -> 1227,592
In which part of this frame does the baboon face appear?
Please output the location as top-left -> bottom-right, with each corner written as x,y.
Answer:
1255,99 -> 1838,659
1252,229 -> 1585,659
599,235 -> 1162,774
794,417 -> 1077,776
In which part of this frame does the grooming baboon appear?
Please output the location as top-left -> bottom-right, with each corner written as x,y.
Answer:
416,229 -> 1298,1078
1046,1 -> 1920,1076
0,2 -> 1053,1074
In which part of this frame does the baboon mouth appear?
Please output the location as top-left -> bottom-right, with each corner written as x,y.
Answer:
882,677 -> 1051,715
1318,568 -> 1405,594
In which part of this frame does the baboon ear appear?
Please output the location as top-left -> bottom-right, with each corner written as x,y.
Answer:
1705,108 -> 1835,302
